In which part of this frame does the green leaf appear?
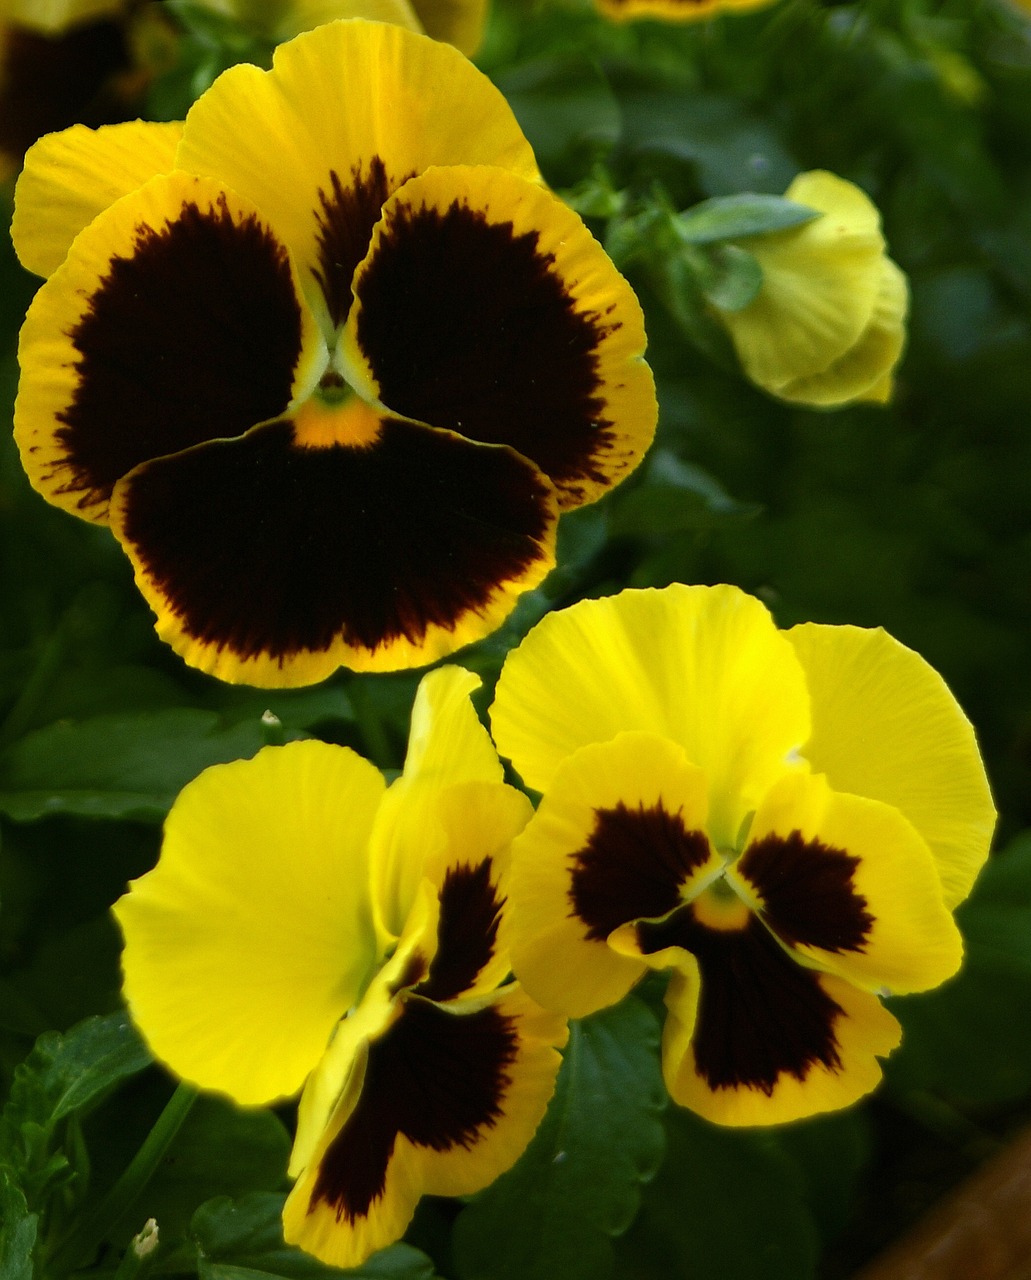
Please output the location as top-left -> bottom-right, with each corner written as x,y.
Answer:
0,709 -> 273,822
676,194 -> 821,245
611,452 -> 761,537
453,996 -> 666,1280
615,1109 -> 819,1280
887,831 -> 1031,1106
192,1192 -> 439,1279
0,1171 -> 36,1280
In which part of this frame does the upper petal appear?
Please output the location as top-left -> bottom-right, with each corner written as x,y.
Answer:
110,415 -> 557,685
14,170 -> 325,524
12,120 -> 181,278
343,164 -> 656,510
787,622 -> 996,908
113,741 -> 385,1107
491,584 -> 811,848
176,20 -> 539,332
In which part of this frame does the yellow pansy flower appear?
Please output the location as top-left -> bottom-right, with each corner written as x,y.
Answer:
114,666 -> 567,1269
490,584 -> 995,1126
12,19 -> 656,687
712,171 -> 909,407
594,0 -> 776,23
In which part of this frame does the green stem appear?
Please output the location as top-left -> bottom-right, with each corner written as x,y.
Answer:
47,1085 -> 197,1277
0,625 -> 66,751
891,1088 -> 1002,1165
349,677 -> 393,768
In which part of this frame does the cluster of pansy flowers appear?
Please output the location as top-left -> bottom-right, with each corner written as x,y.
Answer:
115,582 -> 996,1265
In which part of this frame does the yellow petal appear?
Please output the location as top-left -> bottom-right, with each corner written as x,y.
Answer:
776,257 -> 909,407
717,171 -> 886,395
788,622 -> 995,908
739,771 -> 963,995
12,120 -> 181,278
342,163 -> 656,511
1,0 -> 123,33
664,972 -> 901,1126
594,0 -> 775,21
176,20 -> 539,334
408,0 -> 487,53
491,584 -> 810,848
507,731 -> 717,1019
114,741 -> 385,1107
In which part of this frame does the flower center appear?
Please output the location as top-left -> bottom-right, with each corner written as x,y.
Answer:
292,371 -> 382,450
690,876 -> 752,932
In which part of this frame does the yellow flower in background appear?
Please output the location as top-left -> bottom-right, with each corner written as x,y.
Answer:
114,666 -> 567,1269
595,0 -> 776,24
490,584 -> 995,1126
12,19 -> 656,687
712,171 -> 909,407
193,0 -> 487,55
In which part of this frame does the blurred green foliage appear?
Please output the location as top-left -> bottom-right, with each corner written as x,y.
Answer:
2,0 -> 1031,1277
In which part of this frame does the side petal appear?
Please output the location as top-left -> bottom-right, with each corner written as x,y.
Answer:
113,742 -> 385,1107
507,732 -> 717,1020
788,622 -> 996,908
110,416 -> 557,686
12,120 -> 182,278
343,164 -> 656,510
738,772 -> 963,995
664,969 -> 901,1126
14,171 -> 325,524
491,584 -> 810,848
177,20 -> 539,331
283,986 -> 566,1269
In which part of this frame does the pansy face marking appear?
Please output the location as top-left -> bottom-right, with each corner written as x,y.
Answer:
114,666 -> 568,1268
13,20 -> 657,686
491,584 -> 996,1126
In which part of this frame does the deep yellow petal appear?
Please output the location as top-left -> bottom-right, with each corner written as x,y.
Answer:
739,771 -> 963,995
177,20 -> 539,333
788,622 -> 996,908
664,973 -> 901,1126
508,731 -> 717,1019
15,171 -> 325,526
342,164 -> 656,510
114,742 -> 385,1106
12,120 -> 181,278
491,584 -> 810,848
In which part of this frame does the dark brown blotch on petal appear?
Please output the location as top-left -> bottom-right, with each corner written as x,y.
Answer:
119,415 -> 553,662
54,194 -> 302,513
638,908 -> 844,1094
0,19 -> 133,162
313,156 -> 410,329
310,1000 -> 518,1222
417,858 -> 503,1003
740,831 -> 874,954
570,801 -> 711,942
353,197 -> 616,505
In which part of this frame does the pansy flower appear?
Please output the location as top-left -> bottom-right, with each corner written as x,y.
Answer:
12,19 -> 656,686
114,665 -> 567,1268
490,584 -> 995,1126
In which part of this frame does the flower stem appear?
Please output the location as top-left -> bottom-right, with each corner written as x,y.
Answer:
46,1085 -> 197,1277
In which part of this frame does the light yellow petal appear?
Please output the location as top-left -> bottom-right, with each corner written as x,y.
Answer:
788,622 -> 995,908
491,584 -> 810,848
740,771 -> 963,995
275,0 -> 423,40
1,0 -> 122,33
114,741 -> 385,1107
776,257 -> 909,407
718,171 -> 885,394
12,121 -> 182,279
177,20 -> 539,333
508,731 -> 717,1019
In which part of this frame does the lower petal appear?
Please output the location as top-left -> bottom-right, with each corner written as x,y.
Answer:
110,415 -> 557,686
283,986 -> 566,1269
